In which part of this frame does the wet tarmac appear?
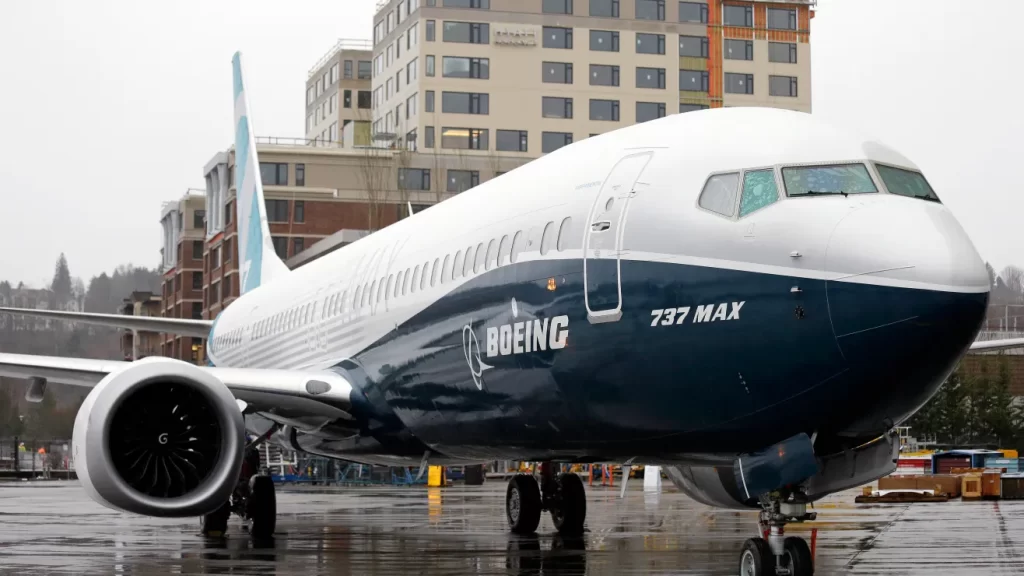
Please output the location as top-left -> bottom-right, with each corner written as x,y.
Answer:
1,479 -> 1023,575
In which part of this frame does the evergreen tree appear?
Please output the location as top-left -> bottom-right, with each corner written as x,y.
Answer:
50,253 -> 73,307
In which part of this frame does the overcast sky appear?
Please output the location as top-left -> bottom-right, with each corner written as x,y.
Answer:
1,0 -> 1021,287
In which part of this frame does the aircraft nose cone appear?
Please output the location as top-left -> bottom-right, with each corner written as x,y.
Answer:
824,198 -> 989,435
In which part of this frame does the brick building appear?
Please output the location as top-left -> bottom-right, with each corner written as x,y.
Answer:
118,291 -> 163,360
158,189 -> 207,362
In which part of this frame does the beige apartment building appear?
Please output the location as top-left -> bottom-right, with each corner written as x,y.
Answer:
305,40 -> 375,144
370,0 -> 812,162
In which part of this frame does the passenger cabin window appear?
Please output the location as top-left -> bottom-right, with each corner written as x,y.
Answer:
498,234 -> 511,266
485,239 -> 497,270
511,231 -> 524,263
874,164 -> 941,202
557,217 -> 572,250
782,163 -> 878,197
699,173 -> 740,217
454,250 -> 465,279
474,242 -> 485,273
540,221 -> 556,255
740,169 -> 780,216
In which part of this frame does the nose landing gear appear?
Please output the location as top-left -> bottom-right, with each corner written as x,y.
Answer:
505,462 -> 587,536
739,492 -> 816,576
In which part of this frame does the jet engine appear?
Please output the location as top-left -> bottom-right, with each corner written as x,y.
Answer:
72,357 -> 245,517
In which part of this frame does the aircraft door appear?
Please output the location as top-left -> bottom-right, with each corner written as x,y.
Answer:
584,152 -> 653,323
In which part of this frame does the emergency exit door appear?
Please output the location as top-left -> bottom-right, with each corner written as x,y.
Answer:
584,152 -> 653,323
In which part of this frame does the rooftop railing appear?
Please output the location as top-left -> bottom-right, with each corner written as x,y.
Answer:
307,39 -> 373,78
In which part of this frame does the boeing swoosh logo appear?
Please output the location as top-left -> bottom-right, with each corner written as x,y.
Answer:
462,322 -> 493,391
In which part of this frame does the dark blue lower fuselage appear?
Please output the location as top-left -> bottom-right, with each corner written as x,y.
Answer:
334,257 -> 986,463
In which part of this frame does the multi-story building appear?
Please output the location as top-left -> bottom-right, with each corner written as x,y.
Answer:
200,142 -> 440,321
118,291 -> 163,360
158,188 -> 206,362
305,40 -> 375,145
370,0 -> 812,158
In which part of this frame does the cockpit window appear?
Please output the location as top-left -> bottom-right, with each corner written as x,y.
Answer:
739,169 -> 779,216
782,163 -> 878,197
699,172 -> 740,217
875,164 -> 941,202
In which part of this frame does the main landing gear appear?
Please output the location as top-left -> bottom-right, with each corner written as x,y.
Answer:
506,462 -> 586,536
201,435 -> 277,540
739,491 -> 816,576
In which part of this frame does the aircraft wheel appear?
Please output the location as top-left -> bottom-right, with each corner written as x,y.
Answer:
247,474 -> 276,540
739,537 -> 775,576
550,473 -> 586,536
506,474 -> 541,534
782,536 -> 814,576
200,501 -> 230,537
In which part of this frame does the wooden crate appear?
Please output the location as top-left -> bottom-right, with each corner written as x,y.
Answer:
962,474 -> 983,500
982,471 -> 1002,498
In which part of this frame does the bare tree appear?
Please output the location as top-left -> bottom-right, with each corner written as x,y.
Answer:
1000,266 -> 1024,302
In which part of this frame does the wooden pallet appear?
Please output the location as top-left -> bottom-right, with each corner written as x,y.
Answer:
856,493 -> 949,503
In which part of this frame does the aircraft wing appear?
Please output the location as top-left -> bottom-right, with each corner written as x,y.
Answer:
0,353 -> 355,425
0,306 -> 212,338
969,338 -> 1024,353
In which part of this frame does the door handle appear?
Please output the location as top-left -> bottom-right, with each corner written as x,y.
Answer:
591,221 -> 611,232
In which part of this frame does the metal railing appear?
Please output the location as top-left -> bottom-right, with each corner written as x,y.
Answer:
307,39 -> 373,78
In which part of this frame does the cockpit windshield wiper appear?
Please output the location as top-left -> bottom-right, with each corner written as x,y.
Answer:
801,190 -> 848,198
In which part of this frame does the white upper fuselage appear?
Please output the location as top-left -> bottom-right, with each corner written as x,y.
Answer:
206,107 -> 989,371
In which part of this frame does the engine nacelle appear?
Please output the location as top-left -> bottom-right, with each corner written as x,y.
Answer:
73,357 -> 245,517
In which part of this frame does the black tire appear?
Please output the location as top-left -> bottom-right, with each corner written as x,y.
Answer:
783,536 -> 814,576
200,502 -> 230,537
550,473 -> 586,536
247,474 -> 276,540
739,538 -> 775,576
506,474 -> 541,535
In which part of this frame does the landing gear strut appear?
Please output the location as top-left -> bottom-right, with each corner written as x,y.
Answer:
201,428 -> 278,539
505,462 -> 586,536
739,491 -> 816,576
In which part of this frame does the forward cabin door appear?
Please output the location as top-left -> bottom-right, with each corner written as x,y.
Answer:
583,152 -> 653,323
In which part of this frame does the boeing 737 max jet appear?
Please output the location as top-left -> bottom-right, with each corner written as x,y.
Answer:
0,53 -> 1019,576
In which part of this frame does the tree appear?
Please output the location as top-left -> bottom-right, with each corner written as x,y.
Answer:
50,253 -> 73,307
1000,266 -> 1024,302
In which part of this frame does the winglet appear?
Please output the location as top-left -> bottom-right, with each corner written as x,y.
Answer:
232,51 -> 289,295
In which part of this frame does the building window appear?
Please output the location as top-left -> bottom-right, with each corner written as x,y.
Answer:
679,69 -> 709,92
442,91 -> 490,114
399,168 -> 431,190
543,0 -> 573,14
211,281 -> 220,303
443,22 -> 489,44
225,200 -> 233,225
342,89 -> 352,109
679,35 -> 709,58
543,26 -> 573,49
767,7 -> 797,30
636,67 -> 666,89
193,210 -> 205,229
636,101 -> 667,123
425,126 -> 435,148
590,64 -> 619,86
725,39 -> 753,61
355,90 -> 370,109
222,276 -> 231,300
344,60 -> 353,79
636,32 -> 665,55
442,56 -> 489,79
679,103 -> 709,113
723,4 -> 753,27
266,199 -> 289,222
295,164 -> 305,187
636,0 -> 665,20
769,75 -> 798,97
590,30 -> 619,52
293,237 -> 304,255
192,302 -> 203,320
192,240 -> 203,260
542,132 -> 573,153
496,130 -> 528,152
294,200 -> 305,223
447,169 -> 480,192
590,0 -> 619,18
272,236 -> 287,259
725,73 -> 754,94
590,99 -> 620,121
260,162 -> 288,185
441,127 -> 489,150
426,20 -> 435,41
443,0 -> 489,7
225,237 -> 232,261
769,42 -> 798,64
542,61 -> 573,84
679,1 -> 708,22
192,271 -> 203,290
426,90 -> 435,112
542,96 -> 574,119
358,60 -> 372,79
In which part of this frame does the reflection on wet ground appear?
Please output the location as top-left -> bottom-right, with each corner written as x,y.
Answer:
1,480 -> 1023,574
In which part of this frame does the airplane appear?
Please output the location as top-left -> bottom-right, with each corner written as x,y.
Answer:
1,52 -> 1021,576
